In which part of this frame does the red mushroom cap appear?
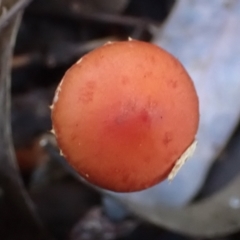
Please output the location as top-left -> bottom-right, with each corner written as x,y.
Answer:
51,40 -> 199,192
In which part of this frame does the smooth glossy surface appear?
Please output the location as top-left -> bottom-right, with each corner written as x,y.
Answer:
52,40 -> 199,192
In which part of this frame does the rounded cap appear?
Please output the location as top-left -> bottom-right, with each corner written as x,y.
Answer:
51,40 -> 199,192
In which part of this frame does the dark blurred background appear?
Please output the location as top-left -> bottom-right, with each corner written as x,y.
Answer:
1,0 -> 240,239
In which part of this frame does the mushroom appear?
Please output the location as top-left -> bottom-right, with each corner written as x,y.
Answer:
51,40 -> 199,192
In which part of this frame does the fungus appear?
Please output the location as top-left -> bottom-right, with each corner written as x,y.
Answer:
51,40 -> 199,192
